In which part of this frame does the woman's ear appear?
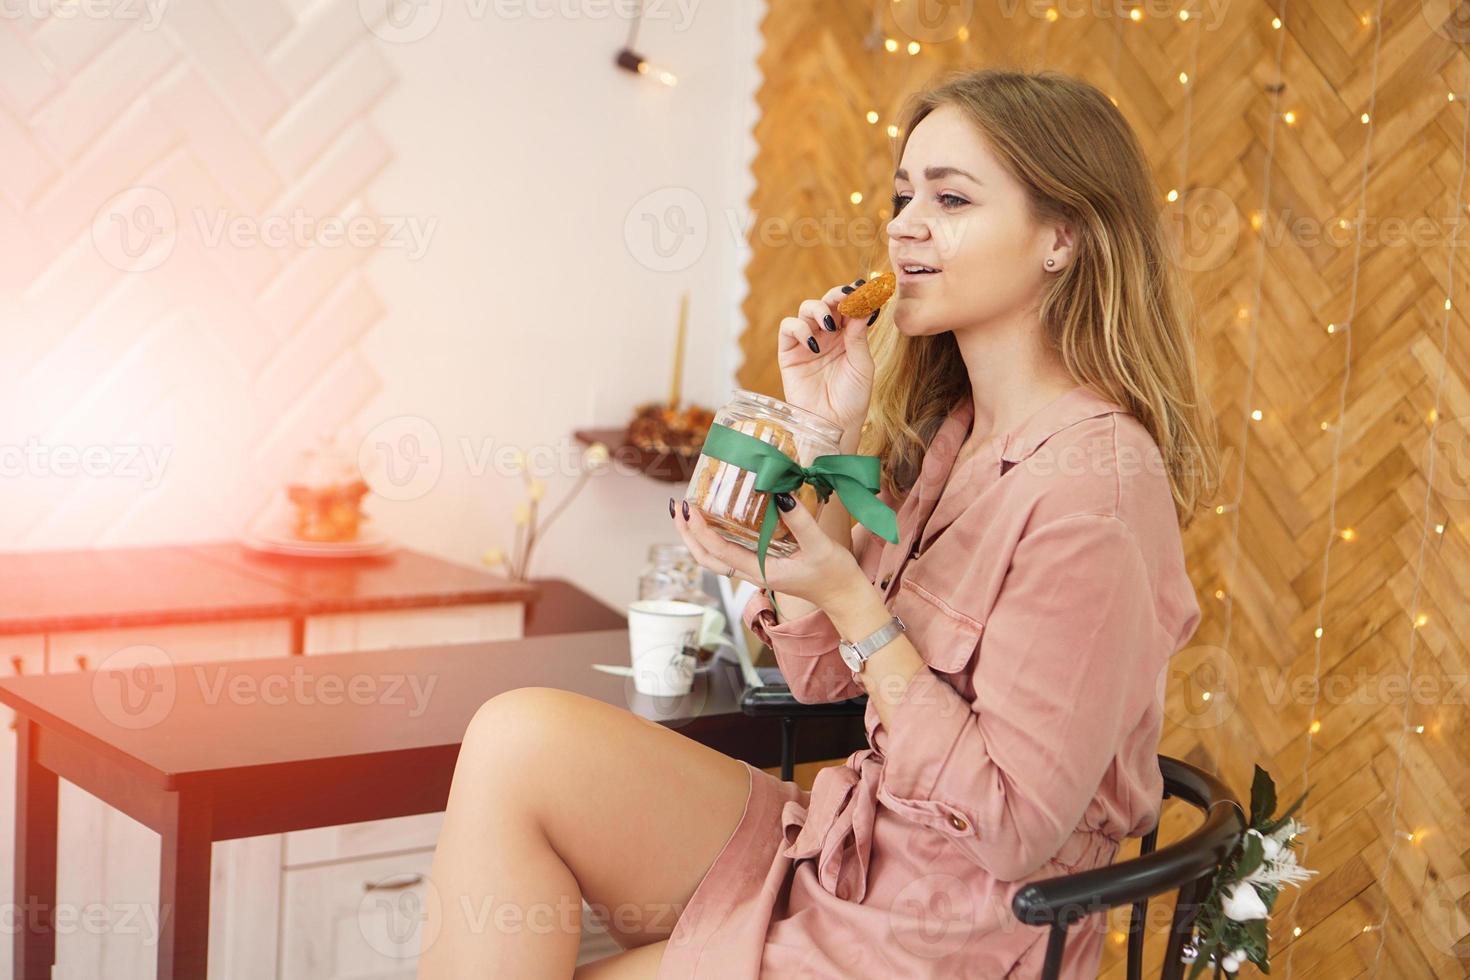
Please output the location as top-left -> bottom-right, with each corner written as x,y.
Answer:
1044,222 -> 1076,271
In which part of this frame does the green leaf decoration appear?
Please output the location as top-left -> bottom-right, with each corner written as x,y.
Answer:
1249,764 -> 1276,826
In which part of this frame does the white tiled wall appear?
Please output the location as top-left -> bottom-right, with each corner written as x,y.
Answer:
0,0 -> 766,611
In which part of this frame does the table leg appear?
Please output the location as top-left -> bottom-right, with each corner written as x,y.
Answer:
157,792 -> 213,980
13,717 -> 58,980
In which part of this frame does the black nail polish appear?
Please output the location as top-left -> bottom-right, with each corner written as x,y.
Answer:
854,277 -> 866,286
669,497 -> 675,518
681,500 -> 690,520
867,310 -> 879,326
823,314 -> 837,331
840,285 -> 854,294
774,492 -> 796,512
807,336 -> 820,353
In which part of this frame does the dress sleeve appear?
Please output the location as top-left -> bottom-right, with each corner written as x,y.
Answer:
740,512 -> 882,704
875,513 -> 1163,882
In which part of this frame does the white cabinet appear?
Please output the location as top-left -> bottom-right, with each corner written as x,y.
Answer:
4,599 -> 526,980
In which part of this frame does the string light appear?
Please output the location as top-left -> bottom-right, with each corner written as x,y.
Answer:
1283,110 -> 1298,125
1272,16 -> 1282,27
866,110 -> 879,124
907,40 -> 920,54
884,37 -> 898,51
850,191 -> 864,204
886,124 -> 898,138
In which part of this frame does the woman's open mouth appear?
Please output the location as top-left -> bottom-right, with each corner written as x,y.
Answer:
898,264 -> 942,283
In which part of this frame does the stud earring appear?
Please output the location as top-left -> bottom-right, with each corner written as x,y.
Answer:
1045,258 -> 1056,269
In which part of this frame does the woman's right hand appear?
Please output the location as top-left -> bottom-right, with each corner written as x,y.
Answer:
777,277 -> 878,440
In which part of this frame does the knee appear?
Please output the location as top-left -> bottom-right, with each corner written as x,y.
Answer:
461,686 -> 582,768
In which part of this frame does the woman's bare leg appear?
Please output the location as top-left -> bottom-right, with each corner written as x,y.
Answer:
416,686 -> 754,979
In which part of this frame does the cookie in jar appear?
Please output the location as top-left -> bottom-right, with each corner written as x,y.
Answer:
682,389 -> 844,557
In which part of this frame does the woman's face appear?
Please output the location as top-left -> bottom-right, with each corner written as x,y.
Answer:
885,104 -> 1068,338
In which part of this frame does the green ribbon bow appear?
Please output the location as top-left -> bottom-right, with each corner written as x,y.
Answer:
694,422 -> 898,619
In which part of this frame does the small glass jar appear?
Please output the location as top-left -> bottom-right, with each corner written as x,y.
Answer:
637,543 -> 718,607
285,431 -> 370,542
683,389 -> 844,558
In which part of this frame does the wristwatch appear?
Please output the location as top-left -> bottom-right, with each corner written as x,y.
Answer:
838,613 -> 907,674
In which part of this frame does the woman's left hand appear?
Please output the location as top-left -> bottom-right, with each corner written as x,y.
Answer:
669,492 -> 864,611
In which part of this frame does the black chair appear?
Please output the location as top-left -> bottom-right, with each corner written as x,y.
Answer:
1011,756 -> 1244,980
738,688 -> 1244,980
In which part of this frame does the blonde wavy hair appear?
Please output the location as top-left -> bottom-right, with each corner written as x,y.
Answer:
860,67 -> 1220,530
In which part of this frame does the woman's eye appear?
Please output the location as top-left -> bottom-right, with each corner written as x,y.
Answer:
888,191 -> 967,215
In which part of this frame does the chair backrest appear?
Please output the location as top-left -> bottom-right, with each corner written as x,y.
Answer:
1010,756 -> 1245,980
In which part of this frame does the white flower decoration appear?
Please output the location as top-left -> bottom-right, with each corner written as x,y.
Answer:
1221,881 -> 1269,922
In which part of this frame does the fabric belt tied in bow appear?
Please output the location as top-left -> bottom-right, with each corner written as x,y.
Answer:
778,752 -> 884,904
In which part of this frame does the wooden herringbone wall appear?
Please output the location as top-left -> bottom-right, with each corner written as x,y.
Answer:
738,1 -> 1469,977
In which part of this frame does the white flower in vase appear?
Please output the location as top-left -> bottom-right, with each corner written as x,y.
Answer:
1222,948 -> 1247,972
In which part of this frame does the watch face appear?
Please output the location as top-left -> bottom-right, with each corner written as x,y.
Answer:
839,643 -> 861,672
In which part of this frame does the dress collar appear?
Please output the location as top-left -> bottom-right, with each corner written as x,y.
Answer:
907,384 -> 1130,547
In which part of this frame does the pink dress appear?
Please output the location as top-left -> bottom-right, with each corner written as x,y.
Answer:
655,384 -> 1203,979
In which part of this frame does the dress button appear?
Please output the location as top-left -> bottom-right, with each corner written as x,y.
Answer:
880,574 -> 892,589
947,811 -> 968,832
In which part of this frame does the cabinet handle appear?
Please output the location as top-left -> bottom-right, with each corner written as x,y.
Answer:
9,656 -> 21,674
364,873 -> 424,892
75,655 -> 88,671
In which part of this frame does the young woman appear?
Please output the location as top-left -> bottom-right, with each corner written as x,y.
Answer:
418,67 -> 1219,979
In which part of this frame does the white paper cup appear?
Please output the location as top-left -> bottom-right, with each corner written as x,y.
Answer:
627,599 -> 727,696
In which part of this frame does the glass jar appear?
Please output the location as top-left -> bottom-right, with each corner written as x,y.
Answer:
682,389 -> 844,558
637,543 -> 719,607
285,431 -> 370,542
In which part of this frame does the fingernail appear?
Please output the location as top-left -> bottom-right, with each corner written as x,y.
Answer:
681,500 -> 690,520
669,497 -> 675,518
854,277 -> 866,286
840,285 -> 854,294
774,492 -> 796,512
807,336 -> 820,353
823,314 -> 837,331
866,310 -> 879,326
